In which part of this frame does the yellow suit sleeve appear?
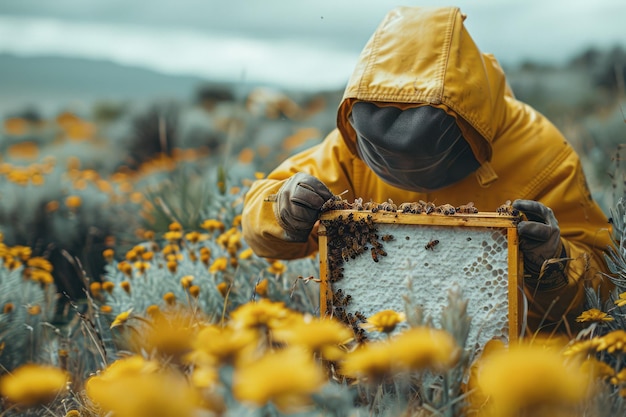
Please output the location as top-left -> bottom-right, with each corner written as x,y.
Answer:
523,148 -> 613,333
241,130 -> 355,259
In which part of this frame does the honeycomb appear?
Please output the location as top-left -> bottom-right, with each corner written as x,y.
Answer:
322,215 -> 516,350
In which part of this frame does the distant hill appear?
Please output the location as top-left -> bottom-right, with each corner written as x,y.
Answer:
0,53 -> 248,117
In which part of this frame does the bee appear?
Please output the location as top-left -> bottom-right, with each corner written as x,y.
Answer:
351,197 -> 364,211
355,327 -> 368,343
355,311 -> 368,322
399,202 -> 423,214
436,203 -> 456,215
379,198 -> 397,212
334,290 -> 351,307
320,195 -> 341,212
346,312 -> 357,326
330,268 -> 344,282
363,200 -> 380,212
497,200 -> 520,216
371,247 -> 379,262
456,201 -> 479,214
381,234 -> 394,242
420,200 -> 436,214
425,239 -> 440,250
321,191 -> 351,212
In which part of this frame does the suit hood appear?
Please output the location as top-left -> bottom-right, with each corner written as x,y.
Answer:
337,6 -> 513,181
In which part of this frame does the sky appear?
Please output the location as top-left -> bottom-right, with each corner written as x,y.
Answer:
1,0 -> 625,90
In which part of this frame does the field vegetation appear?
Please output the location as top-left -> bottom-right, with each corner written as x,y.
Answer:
0,47 -> 626,416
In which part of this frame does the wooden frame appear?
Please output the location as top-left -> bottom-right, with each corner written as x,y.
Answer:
318,210 -> 524,343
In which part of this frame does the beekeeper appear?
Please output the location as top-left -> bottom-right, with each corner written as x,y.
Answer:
241,6 -> 613,333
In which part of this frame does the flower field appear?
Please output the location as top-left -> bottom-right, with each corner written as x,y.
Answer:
1,73 -> 626,417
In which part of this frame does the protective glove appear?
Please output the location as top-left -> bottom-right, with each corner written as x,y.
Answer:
276,172 -> 334,242
512,199 -> 568,289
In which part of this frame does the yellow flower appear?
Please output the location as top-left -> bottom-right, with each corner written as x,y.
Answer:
233,347 -> 326,413
89,282 -> 102,298
167,260 -> 178,273
217,282 -> 229,297
255,279 -> 269,297
100,305 -> 113,314
45,200 -> 59,213
596,330 -> 626,354
65,410 -> 81,417
134,261 -> 150,273
576,308 -> 614,323
209,257 -> 228,273
28,268 -> 54,285
273,316 -> 353,360
85,356 -> 200,417
162,244 -> 180,256
3,302 -> 15,314
615,292 -> 626,307
226,232 -> 242,251
239,247 -> 254,260
132,246 -> 146,257
117,261 -> 133,277
163,292 -> 177,306
125,249 -> 138,262
65,195 -> 82,209
229,299 -> 292,332
362,309 -> 406,334
163,231 -> 182,242
611,368 -> 626,386
189,285 -> 200,298
340,341 -> 395,382
26,256 -> 52,271
0,364 -> 68,406
102,281 -> 115,294
190,325 -> 257,366
102,248 -> 115,262
190,367 -> 221,397
267,260 -> 287,275
110,308 -> 133,328
468,343 -> 591,417
27,305 -> 41,315
11,245 -> 32,261
146,305 -> 161,318
120,281 -> 131,294
562,338 -> 600,358
185,231 -> 206,244
168,221 -> 183,232
180,275 -> 194,289
200,219 -> 225,233
391,326 -> 460,372
137,313 -> 196,360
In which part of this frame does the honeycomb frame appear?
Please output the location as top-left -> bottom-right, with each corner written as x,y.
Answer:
318,210 -> 524,347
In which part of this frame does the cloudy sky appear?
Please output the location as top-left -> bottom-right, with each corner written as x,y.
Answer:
1,0 -> 625,90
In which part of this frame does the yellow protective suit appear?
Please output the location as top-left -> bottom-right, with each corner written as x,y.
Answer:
242,6 -> 614,334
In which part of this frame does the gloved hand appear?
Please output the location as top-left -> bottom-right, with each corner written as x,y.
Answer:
276,173 -> 334,242
512,199 -> 567,287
